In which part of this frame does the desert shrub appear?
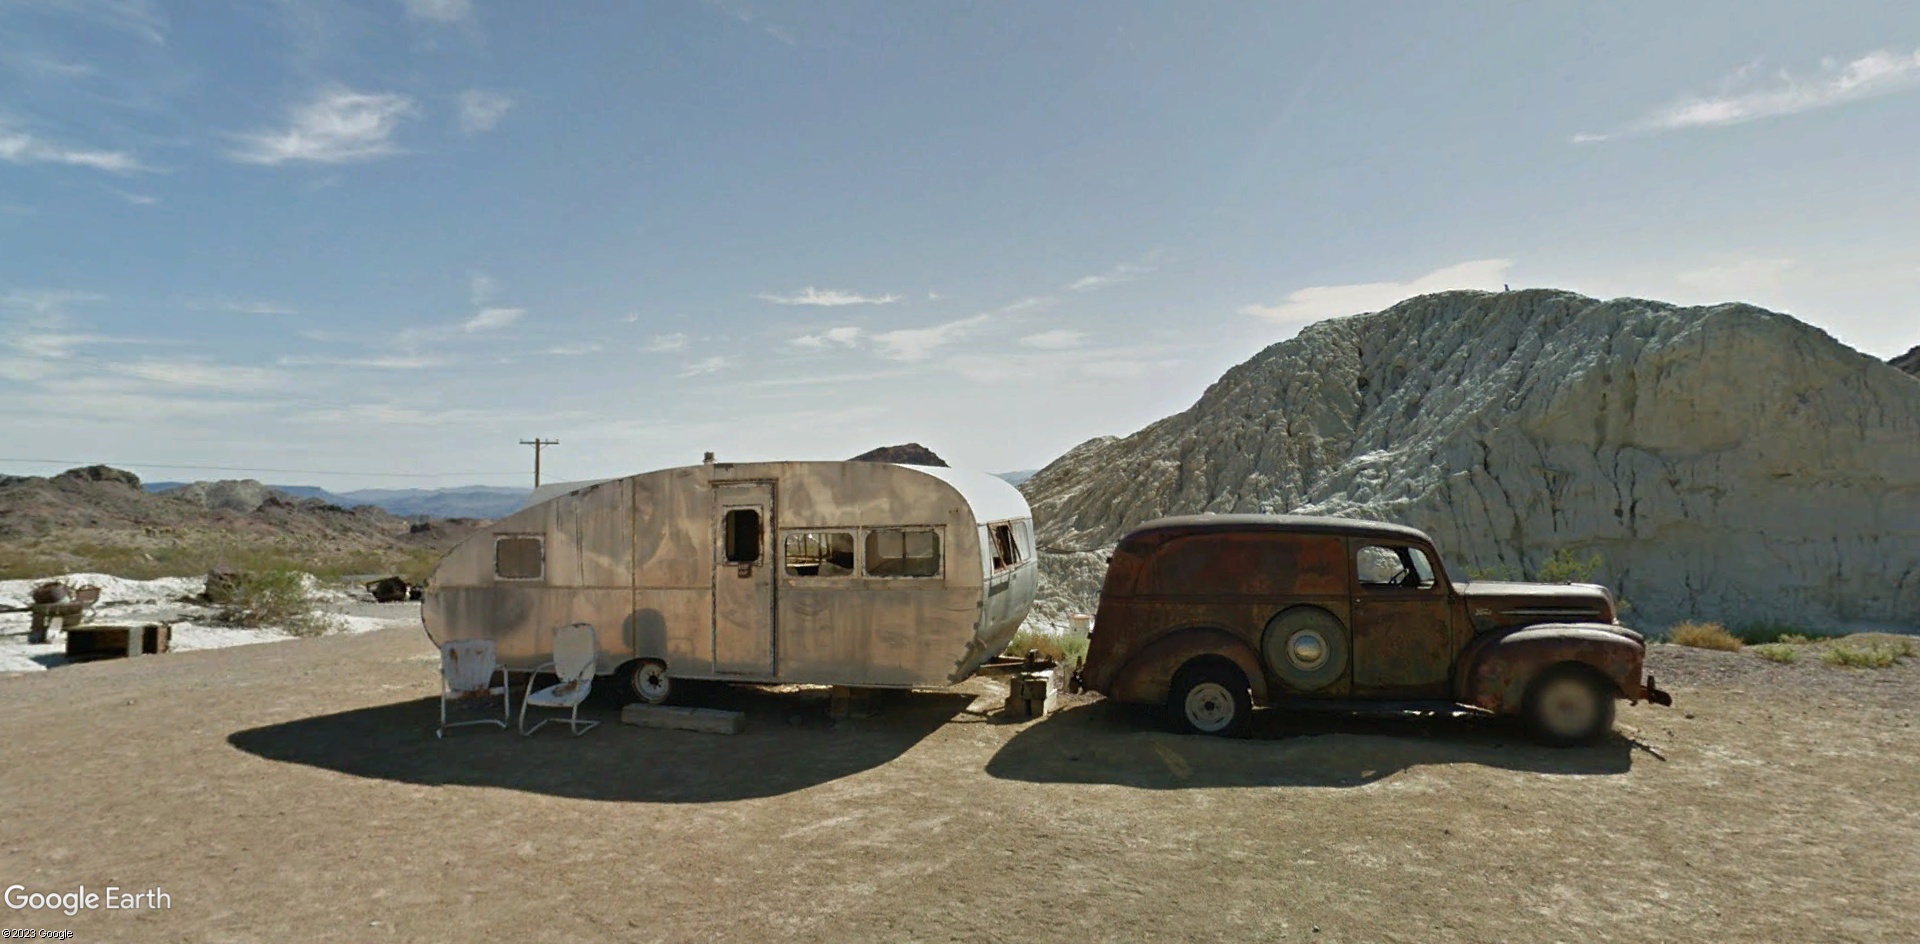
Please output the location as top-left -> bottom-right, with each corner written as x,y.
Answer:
1736,622 -> 1816,644
1821,638 -> 1917,669
1005,627 -> 1088,668
217,569 -> 337,637
1536,548 -> 1603,584
1750,643 -> 1798,664
1668,621 -> 1744,651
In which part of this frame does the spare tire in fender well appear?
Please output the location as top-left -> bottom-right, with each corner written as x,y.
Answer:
1107,627 -> 1267,707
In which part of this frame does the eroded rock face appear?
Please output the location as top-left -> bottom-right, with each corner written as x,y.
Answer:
1021,290 -> 1920,632
1893,345 -> 1920,377
849,443 -> 948,466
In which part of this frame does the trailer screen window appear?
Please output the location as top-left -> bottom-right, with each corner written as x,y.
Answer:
990,523 -> 1020,571
865,528 -> 941,578
784,531 -> 855,577
495,536 -> 543,580
723,509 -> 762,564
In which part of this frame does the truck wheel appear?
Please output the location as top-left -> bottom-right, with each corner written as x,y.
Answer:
627,660 -> 673,705
1523,666 -> 1616,747
1168,662 -> 1252,737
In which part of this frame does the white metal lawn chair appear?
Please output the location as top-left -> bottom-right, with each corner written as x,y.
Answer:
438,638 -> 511,738
519,622 -> 601,736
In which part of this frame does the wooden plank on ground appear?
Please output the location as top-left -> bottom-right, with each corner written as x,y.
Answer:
620,703 -> 746,735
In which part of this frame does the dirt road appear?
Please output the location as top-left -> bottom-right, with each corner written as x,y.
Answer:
2,626 -> 1916,943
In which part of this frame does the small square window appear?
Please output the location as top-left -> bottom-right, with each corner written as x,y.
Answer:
495,536 -> 544,580
724,509 -> 762,564
865,528 -> 942,578
784,531 -> 855,577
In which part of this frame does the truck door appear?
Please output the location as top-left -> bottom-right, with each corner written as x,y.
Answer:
712,482 -> 774,675
1349,540 -> 1453,698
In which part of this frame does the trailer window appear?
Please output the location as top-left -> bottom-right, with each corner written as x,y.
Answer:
865,528 -> 941,578
723,509 -> 762,564
784,531 -> 855,577
495,536 -> 544,580
990,523 -> 1020,571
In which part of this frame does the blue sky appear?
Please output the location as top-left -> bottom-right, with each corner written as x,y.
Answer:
3,1 -> 1918,490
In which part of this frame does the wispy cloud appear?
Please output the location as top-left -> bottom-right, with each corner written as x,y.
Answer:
469,272 -> 498,306
463,307 -> 523,332
0,120 -> 144,174
756,287 -> 902,307
6,53 -> 96,79
791,326 -> 863,349
871,314 -> 991,362
1018,329 -> 1085,350
28,0 -> 167,45
1,289 -> 108,315
702,0 -> 796,46
1069,262 -> 1153,292
643,332 -> 688,353
457,89 -> 513,134
1576,49 -> 1920,143
1241,259 -> 1513,323
680,355 -> 732,377
545,342 -> 603,356
186,298 -> 295,316
229,86 -> 418,165
280,354 -> 450,369
109,188 -> 158,205
401,0 -> 472,24
113,359 -> 280,392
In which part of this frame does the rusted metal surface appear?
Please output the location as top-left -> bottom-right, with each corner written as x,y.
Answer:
1080,513 -> 1669,721
423,460 -> 1036,691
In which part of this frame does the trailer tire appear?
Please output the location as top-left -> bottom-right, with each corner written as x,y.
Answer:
626,659 -> 673,705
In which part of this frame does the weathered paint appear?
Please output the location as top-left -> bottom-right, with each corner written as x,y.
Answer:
423,461 -> 1036,689
1081,513 -> 1667,720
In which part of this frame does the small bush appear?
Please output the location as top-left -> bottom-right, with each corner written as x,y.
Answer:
1536,548 -> 1602,584
1750,643 -> 1798,664
217,569 -> 336,637
1005,627 -> 1088,668
1821,638 -> 1917,669
1668,621 -> 1744,651
1735,622 -> 1814,644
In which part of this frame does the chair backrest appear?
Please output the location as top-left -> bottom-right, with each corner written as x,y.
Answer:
552,623 -> 598,683
440,639 -> 498,693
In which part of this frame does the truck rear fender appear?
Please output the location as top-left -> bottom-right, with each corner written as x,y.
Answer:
1108,627 -> 1269,707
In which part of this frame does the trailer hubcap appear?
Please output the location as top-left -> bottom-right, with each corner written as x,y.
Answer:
1286,628 -> 1329,671
632,662 -> 671,704
1184,681 -> 1236,732
1537,676 -> 1599,737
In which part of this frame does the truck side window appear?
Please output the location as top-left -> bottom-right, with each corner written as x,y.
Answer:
723,509 -> 762,564
1358,544 -> 1436,590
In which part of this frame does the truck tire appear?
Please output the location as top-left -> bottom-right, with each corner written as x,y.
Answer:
1523,665 -> 1616,747
1168,661 -> 1252,737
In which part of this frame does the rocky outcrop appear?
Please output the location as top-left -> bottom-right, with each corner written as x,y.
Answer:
1021,290 -> 1920,632
161,479 -> 279,514
55,465 -> 141,489
1893,345 -> 1920,377
849,443 -> 948,466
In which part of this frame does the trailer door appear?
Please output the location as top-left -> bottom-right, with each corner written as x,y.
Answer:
713,482 -> 775,675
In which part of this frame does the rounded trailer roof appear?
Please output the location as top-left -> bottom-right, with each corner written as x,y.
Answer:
892,464 -> 1031,523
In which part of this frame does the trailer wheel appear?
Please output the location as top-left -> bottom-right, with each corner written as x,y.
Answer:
1523,665 -> 1616,747
627,660 -> 673,705
1167,660 -> 1251,737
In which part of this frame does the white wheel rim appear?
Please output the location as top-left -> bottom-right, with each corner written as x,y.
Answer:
1538,677 -> 1599,738
635,664 -> 670,702
1184,681 -> 1236,732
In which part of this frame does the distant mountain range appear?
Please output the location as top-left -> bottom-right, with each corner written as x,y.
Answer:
144,482 -> 531,519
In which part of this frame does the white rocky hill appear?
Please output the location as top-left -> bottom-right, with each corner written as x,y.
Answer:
1022,290 -> 1920,634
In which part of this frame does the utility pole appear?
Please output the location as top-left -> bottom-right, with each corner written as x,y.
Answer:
519,438 -> 559,487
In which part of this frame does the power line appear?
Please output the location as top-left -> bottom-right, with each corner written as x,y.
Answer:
519,438 -> 559,487
0,457 -> 522,480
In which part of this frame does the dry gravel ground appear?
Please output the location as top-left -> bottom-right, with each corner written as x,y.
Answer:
3,627 -> 1917,944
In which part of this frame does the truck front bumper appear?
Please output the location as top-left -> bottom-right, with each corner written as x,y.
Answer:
1641,674 -> 1673,706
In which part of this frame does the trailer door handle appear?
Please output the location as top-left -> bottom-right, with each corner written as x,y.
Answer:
737,563 -> 754,577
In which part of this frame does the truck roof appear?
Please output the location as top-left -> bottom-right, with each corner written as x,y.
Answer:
1122,513 -> 1433,544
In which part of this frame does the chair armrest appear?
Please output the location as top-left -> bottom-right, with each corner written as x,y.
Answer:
522,661 -> 558,702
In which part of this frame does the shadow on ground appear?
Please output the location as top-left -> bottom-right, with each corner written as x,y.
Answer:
229,683 -> 973,803
984,700 -> 1636,789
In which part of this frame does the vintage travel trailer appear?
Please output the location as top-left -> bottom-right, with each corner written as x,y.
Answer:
422,458 -> 1039,702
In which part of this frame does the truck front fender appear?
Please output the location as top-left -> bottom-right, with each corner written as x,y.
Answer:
1108,627 -> 1268,707
1456,623 -> 1648,715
